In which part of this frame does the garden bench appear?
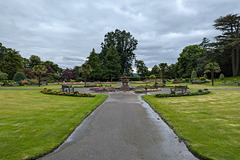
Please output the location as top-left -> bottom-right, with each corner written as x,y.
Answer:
40,81 -> 48,85
191,80 -> 202,84
171,85 -> 188,93
61,85 -> 74,92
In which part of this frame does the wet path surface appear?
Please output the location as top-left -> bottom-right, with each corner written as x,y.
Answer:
39,91 -> 197,160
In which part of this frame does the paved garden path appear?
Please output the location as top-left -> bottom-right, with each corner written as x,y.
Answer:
40,91 -> 197,160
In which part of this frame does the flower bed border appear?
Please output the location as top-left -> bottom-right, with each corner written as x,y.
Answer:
41,88 -> 96,97
155,90 -> 210,98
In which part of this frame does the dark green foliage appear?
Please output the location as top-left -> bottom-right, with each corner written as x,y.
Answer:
150,65 -> 160,77
0,43 -> 10,64
167,63 -> 178,79
86,48 -> 102,80
177,45 -> 205,77
135,60 -> 149,78
22,58 -> 30,68
29,55 -> 42,68
159,63 -> 168,84
185,78 -> 191,83
53,73 -> 61,81
205,62 -> 221,86
0,71 -> 8,81
191,70 -> 197,79
0,49 -> 23,79
219,73 -> 225,80
103,45 -> 121,81
13,72 -> 26,81
79,64 -> 92,86
170,90 -> 176,95
41,73 -> 55,83
129,76 -> 141,81
213,14 -> 240,76
100,29 -> 138,74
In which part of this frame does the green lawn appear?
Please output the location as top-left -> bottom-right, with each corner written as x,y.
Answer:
143,91 -> 240,160
0,90 -> 107,160
0,84 -> 62,90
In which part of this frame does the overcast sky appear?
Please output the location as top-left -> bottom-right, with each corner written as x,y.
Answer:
0,0 -> 239,69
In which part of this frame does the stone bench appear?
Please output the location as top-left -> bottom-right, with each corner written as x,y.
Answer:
191,80 -> 202,84
171,85 -> 188,93
61,85 -> 74,92
40,81 -> 48,85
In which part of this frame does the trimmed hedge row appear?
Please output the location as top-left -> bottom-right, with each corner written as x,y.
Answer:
41,88 -> 96,97
155,89 -> 210,98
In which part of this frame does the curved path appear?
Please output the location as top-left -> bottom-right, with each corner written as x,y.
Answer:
39,91 -> 197,160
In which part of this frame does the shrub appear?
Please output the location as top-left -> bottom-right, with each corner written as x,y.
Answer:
219,74 -> 225,80
204,74 -> 208,79
185,78 -> 190,83
198,89 -> 203,92
13,72 -> 26,81
1,80 -> 8,86
149,75 -> 156,79
74,91 -> 79,94
171,90 -> 176,95
191,70 -> 197,79
200,77 -> 206,81
0,71 -> 8,81
180,79 -> 186,83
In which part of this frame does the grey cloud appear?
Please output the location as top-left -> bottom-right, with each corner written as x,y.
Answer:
0,0 -> 240,69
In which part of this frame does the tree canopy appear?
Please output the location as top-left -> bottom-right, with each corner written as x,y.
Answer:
213,14 -> 240,76
100,29 -> 138,75
135,60 -> 148,78
0,49 -> 23,79
86,49 -> 102,80
103,45 -> 121,81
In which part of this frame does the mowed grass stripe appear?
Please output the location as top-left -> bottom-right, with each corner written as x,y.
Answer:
0,90 -> 107,160
142,91 -> 240,160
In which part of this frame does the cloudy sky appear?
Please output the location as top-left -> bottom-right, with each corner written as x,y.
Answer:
0,0 -> 239,69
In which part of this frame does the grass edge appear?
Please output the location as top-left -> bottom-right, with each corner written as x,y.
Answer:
141,95 -> 213,160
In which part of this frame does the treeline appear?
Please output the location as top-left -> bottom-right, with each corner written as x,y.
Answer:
135,13 -> 240,79
0,43 -> 62,82
0,29 -> 138,82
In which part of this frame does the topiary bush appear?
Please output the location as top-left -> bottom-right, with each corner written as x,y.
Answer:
219,74 -> 225,80
0,71 -> 8,81
13,72 -> 26,81
149,75 -> 156,79
191,70 -> 197,79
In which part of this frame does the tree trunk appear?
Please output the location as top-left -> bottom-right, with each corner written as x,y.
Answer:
232,48 -> 239,76
38,75 -> 41,87
162,69 -> 165,88
84,72 -> 87,86
211,70 -> 214,86
236,46 -> 240,75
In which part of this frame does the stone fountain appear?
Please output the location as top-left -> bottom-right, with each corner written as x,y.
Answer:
120,74 -> 131,91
